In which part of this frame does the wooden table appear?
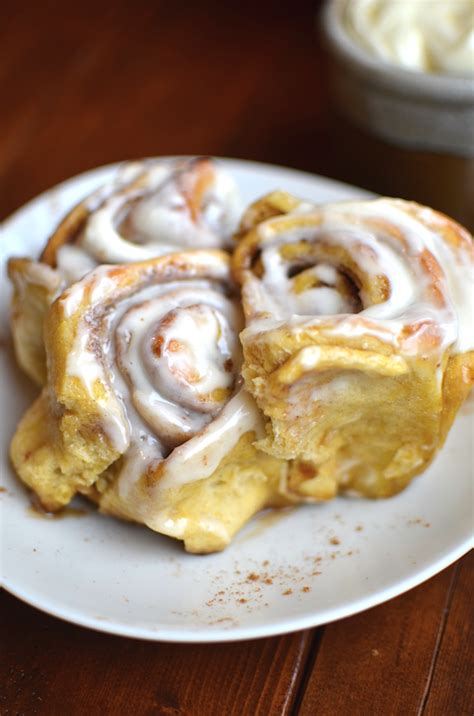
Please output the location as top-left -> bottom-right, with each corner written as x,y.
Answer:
1,2 -> 472,714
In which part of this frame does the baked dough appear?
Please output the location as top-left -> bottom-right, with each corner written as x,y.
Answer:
10,251 -> 287,553
233,192 -> 474,500
8,157 -> 241,384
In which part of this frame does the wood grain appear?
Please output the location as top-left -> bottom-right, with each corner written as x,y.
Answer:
0,590 -> 311,716
296,561 -> 463,716
2,0 -> 472,227
423,552 -> 474,716
1,1 -> 472,714
0,0 -> 317,220
3,557 -> 471,714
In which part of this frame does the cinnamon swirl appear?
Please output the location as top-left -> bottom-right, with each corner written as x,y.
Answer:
8,157 -> 241,384
10,251 -> 286,553
233,192 -> 474,500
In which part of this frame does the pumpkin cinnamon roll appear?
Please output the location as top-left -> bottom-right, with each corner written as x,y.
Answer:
8,157 -> 241,384
10,251 -> 286,553
233,192 -> 474,501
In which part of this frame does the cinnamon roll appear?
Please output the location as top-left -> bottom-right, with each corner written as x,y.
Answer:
10,251 -> 286,553
8,157 -> 241,384
233,192 -> 474,500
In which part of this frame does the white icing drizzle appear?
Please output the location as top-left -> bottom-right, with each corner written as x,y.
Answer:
242,198 -> 474,356
122,389 -> 262,509
54,158 -> 241,283
61,259 -> 260,497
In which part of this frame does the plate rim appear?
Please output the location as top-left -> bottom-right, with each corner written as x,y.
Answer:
2,537 -> 471,643
1,156 -> 471,643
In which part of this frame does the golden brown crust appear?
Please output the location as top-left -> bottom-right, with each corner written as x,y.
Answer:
10,249 -> 289,552
94,432 -> 287,554
7,258 -> 63,385
41,156 -> 227,266
9,158 -> 241,387
232,193 -> 474,501
40,198 -> 91,266
10,390 -> 117,512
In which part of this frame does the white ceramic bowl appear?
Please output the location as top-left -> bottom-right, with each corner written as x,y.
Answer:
321,0 -> 474,157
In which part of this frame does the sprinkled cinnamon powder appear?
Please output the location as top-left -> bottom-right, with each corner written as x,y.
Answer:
202,540 -> 362,615
407,517 -> 431,528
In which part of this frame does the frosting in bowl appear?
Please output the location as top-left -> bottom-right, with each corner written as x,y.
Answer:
341,0 -> 474,77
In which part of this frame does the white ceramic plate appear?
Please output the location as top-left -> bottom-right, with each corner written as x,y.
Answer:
1,158 -> 472,643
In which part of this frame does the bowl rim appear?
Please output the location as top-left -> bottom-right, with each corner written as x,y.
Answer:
320,0 -> 474,103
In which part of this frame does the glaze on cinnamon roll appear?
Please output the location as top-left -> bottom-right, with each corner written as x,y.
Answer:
10,251 -> 287,553
8,157 -> 241,384
233,192 -> 474,500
